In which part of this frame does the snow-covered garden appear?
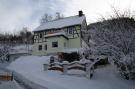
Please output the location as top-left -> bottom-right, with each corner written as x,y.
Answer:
82,14 -> 135,80
0,9 -> 135,89
8,56 -> 135,89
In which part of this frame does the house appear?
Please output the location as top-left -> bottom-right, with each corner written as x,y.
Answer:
32,11 -> 87,55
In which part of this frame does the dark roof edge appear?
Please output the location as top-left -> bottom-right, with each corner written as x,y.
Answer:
45,34 -> 69,40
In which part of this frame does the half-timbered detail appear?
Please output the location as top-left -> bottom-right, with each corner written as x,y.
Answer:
32,11 -> 87,55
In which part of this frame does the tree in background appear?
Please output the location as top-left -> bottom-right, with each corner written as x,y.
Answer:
40,13 -> 52,24
40,12 -> 64,25
19,27 -> 33,44
84,10 -> 135,80
55,12 -> 64,20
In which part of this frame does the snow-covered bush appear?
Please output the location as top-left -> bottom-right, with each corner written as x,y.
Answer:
0,45 -> 10,62
84,15 -> 135,79
58,52 -> 81,62
81,48 -> 109,67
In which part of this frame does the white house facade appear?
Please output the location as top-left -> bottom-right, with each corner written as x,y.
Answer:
32,11 -> 87,55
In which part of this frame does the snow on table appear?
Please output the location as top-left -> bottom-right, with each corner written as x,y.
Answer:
8,56 -> 135,89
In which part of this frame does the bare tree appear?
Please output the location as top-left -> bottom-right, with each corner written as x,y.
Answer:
55,12 -> 64,20
40,13 -> 52,24
40,12 -> 64,24
19,27 -> 33,44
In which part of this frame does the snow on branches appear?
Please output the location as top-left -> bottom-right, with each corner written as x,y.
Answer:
84,17 -> 135,79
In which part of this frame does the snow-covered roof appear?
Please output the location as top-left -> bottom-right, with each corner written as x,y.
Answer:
34,15 -> 85,32
45,32 -> 67,38
45,32 -> 68,39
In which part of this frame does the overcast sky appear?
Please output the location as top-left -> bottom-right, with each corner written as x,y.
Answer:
0,0 -> 135,33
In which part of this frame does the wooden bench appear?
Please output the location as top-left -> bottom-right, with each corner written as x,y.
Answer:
44,60 -> 95,79
0,72 -> 13,81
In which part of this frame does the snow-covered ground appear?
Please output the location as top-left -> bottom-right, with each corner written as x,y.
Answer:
0,80 -> 23,89
0,63 -> 23,89
9,45 -> 32,54
8,56 -> 135,89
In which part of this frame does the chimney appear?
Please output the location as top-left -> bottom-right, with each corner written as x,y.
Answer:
79,10 -> 83,17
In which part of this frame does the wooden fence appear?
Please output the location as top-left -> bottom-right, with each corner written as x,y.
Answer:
0,72 -> 13,81
43,60 -> 98,79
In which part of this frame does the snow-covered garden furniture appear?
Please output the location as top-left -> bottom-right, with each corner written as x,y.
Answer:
43,60 -> 96,79
0,72 -> 13,81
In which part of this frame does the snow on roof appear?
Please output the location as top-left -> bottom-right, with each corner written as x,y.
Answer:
34,15 -> 85,32
45,31 -> 67,38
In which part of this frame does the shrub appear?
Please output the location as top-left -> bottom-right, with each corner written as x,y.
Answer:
94,58 -> 109,68
95,58 -> 109,65
58,52 -> 80,62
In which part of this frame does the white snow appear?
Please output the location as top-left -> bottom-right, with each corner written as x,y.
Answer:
9,45 -> 32,54
45,31 -> 67,38
0,80 -> 23,89
34,15 -> 85,32
8,56 -> 135,89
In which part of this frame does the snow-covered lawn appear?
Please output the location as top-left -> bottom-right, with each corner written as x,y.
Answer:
0,63 -> 23,89
0,80 -> 23,89
9,45 -> 32,54
8,56 -> 135,89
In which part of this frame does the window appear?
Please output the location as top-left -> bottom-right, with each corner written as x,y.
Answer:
44,44 -> 47,50
69,29 -> 73,34
67,27 -> 73,34
44,32 -> 46,35
38,45 -> 42,51
68,28 -> 72,34
34,36 -> 36,39
52,42 -> 58,47
39,33 -> 42,38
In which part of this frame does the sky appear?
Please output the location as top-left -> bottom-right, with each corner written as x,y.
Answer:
0,0 -> 135,33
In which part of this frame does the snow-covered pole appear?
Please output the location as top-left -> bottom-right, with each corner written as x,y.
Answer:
62,61 -> 69,74
85,62 -> 91,79
43,64 -> 48,71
